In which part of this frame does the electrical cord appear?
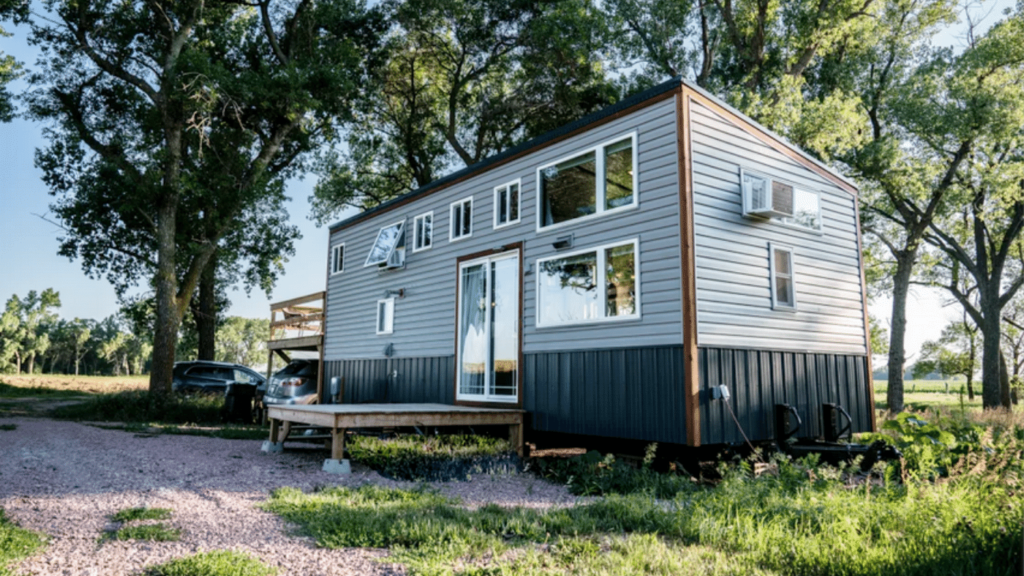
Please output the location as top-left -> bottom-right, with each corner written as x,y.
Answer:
722,397 -> 758,454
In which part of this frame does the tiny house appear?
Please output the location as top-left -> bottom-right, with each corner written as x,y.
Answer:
321,78 -> 874,447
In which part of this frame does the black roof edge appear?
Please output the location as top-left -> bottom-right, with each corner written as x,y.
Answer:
327,77 -> 684,233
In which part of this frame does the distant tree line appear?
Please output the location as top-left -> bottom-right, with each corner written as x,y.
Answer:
0,289 -> 270,376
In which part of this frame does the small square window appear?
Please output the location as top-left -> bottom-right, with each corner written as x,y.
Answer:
413,212 -> 433,252
450,197 -> 473,241
376,298 -> 395,335
494,179 -> 521,228
769,244 -> 796,310
330,244 -> 345,275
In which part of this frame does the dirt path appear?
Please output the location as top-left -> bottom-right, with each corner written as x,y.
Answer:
0,417 -> 577,575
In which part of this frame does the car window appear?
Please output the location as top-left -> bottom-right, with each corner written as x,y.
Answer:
233,370 -> 252,383
296,363 -> 316,377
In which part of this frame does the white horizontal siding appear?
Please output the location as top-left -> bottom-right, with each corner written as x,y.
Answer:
690,100 -> 868,354
325,97 -> 683,360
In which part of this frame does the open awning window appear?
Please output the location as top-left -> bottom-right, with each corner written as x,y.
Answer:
364,220 -> 405,266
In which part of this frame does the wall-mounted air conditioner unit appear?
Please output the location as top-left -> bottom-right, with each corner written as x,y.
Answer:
742,171 -> 795,219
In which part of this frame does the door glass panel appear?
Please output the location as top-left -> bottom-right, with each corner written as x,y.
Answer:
459,263 -> 487,397
490,256 -> 518,397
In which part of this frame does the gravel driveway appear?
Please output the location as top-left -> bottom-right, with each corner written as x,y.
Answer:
0,417 -> 579,576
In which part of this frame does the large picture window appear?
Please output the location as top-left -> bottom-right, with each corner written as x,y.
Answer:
536,239 -> 639,327
537,134 -> 637,231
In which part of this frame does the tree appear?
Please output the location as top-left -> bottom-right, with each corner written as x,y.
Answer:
914,312 -> 979,399
0,297 -> 22,373
0,0 -> 27,122
603,0 -> 879,158
848,0 -> 1001,412
27,0 -> 382,394
215,317 -> 270,367
17,289 -> 61,374
919,11 -> 1024,408
309,0 -> 618,221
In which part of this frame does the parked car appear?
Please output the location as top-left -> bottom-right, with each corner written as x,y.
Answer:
262,359 -> 319,406
171,360 -> 266,395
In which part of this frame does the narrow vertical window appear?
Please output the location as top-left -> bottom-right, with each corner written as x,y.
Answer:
330,244 -> 344,275
376,298 -> 395,334
769,244 -> 796,310
494,179 -> 521,228
450,197 -> 473,241
413,212 -> 433,252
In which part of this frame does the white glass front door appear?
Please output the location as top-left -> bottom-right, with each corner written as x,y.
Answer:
457,251 -> 519,402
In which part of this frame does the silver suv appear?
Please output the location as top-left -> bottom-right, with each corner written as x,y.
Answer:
263,359 -> 318,406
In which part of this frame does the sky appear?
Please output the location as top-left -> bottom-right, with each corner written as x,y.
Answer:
0,2 -> 1016,359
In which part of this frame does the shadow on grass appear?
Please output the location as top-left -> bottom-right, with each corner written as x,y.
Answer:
0,382 -> 94,399
52,390 -> 224,424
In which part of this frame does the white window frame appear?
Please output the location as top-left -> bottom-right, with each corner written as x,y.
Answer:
413,211 -> 433,253
769,243 -> 797,311
781,187 -> 823,233
535,238 -> 641,329
376,297 -> 395,335
330,243 -> 345,275
535,132 -> 639,233
493,178 -> 522,229
449,196 -> 474,242
364,220 -> 406,267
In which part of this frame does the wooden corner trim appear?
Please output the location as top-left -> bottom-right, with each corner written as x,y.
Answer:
681,87 -> 858,197
853,201 -> 877,432
677,87 -> 701,447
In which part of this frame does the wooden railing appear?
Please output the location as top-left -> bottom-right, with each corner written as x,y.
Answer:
268,291 -> 324,347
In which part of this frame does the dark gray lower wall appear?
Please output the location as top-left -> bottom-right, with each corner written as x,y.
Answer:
523,346 -> 689,444
323,345 -> 873,446
698,347 -> 872,445
323,357 -> 455,405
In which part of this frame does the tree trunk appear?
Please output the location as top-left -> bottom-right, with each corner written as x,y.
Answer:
980,310 -> 1004,409
27,353 -> 35,375
150,200 -> 181,397
967,375 -> 975,400
886,252 -> 915,412
197,254 -> 217,361
1000,352 -> 1012,408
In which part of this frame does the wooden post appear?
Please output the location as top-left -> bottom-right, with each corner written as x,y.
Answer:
331,427 -> 346,461
509,419 -> 524,457
269,418 -> 279,444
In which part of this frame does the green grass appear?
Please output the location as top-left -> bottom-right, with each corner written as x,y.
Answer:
0,509 -> 44,576
52,390 -> 225,424
110,524 -> 181,542
264,469 -> 1023,576
143,550 -> 277,576
873,379 -> 986,412
346,434 -> 518,481
111,507 -> 172,523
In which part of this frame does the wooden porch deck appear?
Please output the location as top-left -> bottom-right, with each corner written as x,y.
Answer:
266,403 -> 526,460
